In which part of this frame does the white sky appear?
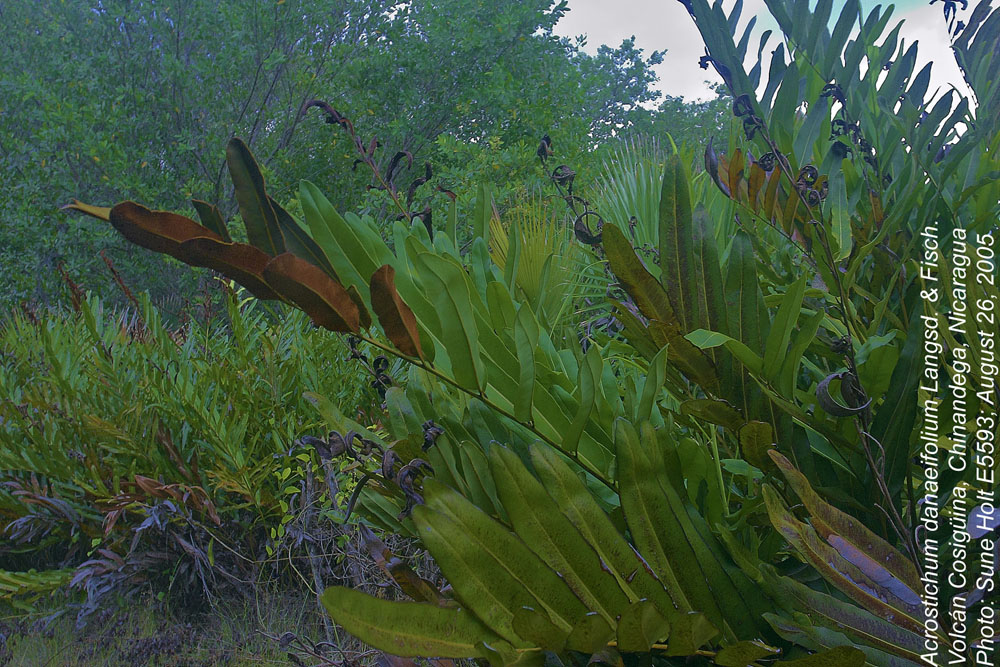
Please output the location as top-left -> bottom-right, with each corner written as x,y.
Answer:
554,0 -> 970,102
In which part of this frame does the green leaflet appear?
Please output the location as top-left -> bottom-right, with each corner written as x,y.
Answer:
355,486 -> 410,535
692,203 -> 730,350
413,252 -> 485,393
298,180 -> 368,295
425,435 -> 466,498
824,0 -> 860,72
869,304 -> 922,499
446,195 -> 458,242
190,199 -> 231,243
473,182 -> 492,242
415,480 -> 588,644
562,346 -> 601,456
268,195 -> 337,278
636,345 -> 668,423
806,0 -> 833,61
723,230 -> 769,414
320,586 -> 498,659
761,42 -> 787,109
613,301 -> 661,359
604,223 -> 677,324
769,62 -> 802,152
792,96 -> 829,169
616,600 -> 671,652
726,230 -> 771,354
761,567 -> 926,664
528,445 -> 679,617
488,445 -> 631,625
225,138 -> 284,256
458,444 -> 504,518
613,419 -> 701,621
763,275 -> 806,382
384,388 -> 424,447
662,612 -> 720,657
302,391 -> 387,448
679,398 -> 744,430
469,236 -> 492,298
504,213 -> 521,291
825,164 -> 852,261
657,154 -> 698,332
470,305 -> 521,408
685,330 -> 763,376
738,420 -> 775,471
675,436 -> 725,525
511,606 -> 569,652
603,224 -> 717,388
565,613 -> 615,653
486,280 -> 517,332
777,310 -> 824,397
512,303 -> 538,422
617,419 -> 766,640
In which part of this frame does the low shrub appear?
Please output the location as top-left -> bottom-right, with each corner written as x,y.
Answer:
0,288 -> 387,619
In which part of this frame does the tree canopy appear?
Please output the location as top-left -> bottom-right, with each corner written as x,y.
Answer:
0,0 -> 722,311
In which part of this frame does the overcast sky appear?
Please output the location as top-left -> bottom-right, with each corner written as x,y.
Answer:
553,0 -> 968,102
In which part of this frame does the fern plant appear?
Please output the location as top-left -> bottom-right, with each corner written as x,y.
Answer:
63,137 -> 921,664
59,0 -> 1000,662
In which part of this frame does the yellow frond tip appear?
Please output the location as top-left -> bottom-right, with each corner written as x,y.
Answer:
62,200 -> 112,221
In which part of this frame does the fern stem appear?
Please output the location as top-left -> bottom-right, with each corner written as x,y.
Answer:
356,333 -> 618,493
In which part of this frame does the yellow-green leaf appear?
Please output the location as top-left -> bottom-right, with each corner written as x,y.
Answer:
320,586 -> 497,658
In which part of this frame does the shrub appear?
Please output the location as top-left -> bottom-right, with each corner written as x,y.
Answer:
0,288 -> 384,618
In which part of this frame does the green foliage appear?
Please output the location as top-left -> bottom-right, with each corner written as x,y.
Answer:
0,0 -> 684,312
54,123 -> 905,663
488,198 -> 602,332
42,0 -> 1000,663
0,290 -> 379,611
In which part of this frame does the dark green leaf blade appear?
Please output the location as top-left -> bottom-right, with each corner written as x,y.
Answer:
529,445 -> 679,618
191,199 -> 232,242
658,154 -> 698,332
226,137 -> 285,256
268,195 -> 337,277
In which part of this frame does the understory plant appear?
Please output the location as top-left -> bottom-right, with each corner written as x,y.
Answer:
59,0 -> 1000,664
0,289 -> 385,619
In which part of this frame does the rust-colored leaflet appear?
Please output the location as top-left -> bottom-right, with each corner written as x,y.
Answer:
263,253 -> 360,333
108,201 -> 223,259
370,264 -> 423,358
179,238 -> 280,300
66,201 -> 278,299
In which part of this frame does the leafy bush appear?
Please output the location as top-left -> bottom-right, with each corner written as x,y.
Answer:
0,289 -> 384,617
